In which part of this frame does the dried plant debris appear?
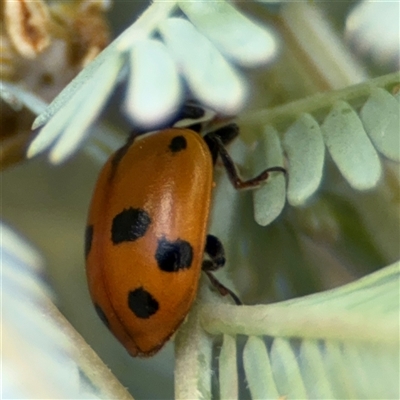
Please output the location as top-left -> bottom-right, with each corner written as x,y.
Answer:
0,0 -> 110,170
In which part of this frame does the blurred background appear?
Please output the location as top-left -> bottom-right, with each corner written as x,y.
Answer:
1,1 -> 399,398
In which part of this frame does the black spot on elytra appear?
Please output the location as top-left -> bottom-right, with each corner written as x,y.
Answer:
111,208 -> 151,244
128,287 -> 159,319
85,225 -> 93,258
168,136 -> 187,153
94,304 -> 110,329
155,237 -> 193,272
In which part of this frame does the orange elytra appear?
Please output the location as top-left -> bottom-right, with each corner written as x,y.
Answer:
85,123 -> 285,357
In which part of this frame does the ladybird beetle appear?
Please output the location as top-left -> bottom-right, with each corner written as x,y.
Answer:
85,122 -> 285,357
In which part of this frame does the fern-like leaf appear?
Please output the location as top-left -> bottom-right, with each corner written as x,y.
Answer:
193,262 -> 400,399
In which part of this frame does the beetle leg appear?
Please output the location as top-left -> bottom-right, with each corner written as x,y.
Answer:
206,128 -> 286,189
207,123 -> 240,145
203,234 -> 225,270
203,270 -> 242,306
204,123 -> 239,164
202,234 -> 242,305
